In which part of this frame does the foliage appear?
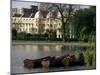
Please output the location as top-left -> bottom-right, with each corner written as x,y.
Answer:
48,4 -> 78,41
72,6 -> 96,42
75,47 -> 96,67
12,6 -> 96,42
12,28 -> 17,40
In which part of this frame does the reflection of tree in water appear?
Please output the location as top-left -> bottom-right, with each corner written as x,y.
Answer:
61,45 -> 66,50
61,45 -> 75,54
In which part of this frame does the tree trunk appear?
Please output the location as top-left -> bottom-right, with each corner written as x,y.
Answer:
62,22 -> 66,42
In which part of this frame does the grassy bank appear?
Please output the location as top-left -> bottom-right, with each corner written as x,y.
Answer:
75,47 -> 96,67
12,40 -> 95,47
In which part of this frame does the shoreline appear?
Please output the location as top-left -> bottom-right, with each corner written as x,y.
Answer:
12,41 -> 95,47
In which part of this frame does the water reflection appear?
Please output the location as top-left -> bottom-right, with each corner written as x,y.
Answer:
11,44 -> 94,74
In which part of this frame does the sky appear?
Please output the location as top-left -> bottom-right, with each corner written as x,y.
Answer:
12,0 -> 38,8
12,0 -> 90,8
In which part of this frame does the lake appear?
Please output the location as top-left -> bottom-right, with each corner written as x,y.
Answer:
11,44 -> 95,74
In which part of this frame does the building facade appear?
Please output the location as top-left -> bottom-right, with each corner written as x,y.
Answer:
11,6 -> 62,38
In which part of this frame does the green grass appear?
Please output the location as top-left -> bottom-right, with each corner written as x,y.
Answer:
75,47 -> 96,68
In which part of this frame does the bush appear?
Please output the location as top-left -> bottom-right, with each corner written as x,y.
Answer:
65,38 -> 79,42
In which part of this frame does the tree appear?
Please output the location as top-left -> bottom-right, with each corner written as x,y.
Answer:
47,4 -> 79,41
72,6 -> 96,42
12,28 -> 17,37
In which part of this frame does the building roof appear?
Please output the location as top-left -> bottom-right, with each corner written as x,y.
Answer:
12,7 -> 61,19
34,10 -> 48,18
12,14 -> 22,17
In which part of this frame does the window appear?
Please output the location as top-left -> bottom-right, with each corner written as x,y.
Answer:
50,24 -> 52,27
29,28 -> 31,31
59,23 -> 61,26
20,24 -> 22,27
35,29 -> 37,32
32,24 -> 33,27
19,28 -> 21,32
36,24 -> 38,26
51,19 -> 52,21
59,35 -> 60,38
23,28 -> 25,31
26,28 -> 28,32
47,18 -> 49,22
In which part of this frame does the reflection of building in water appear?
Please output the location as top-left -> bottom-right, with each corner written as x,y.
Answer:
25,45 -> 30,51
43,45 -> 50,52
11,5 -> 62,38
55,45 -> 63,52
32,45 -> 39,52
43,45 -> 63,52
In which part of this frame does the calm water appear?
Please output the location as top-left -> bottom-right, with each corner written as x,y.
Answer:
11,44 -> 95,74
